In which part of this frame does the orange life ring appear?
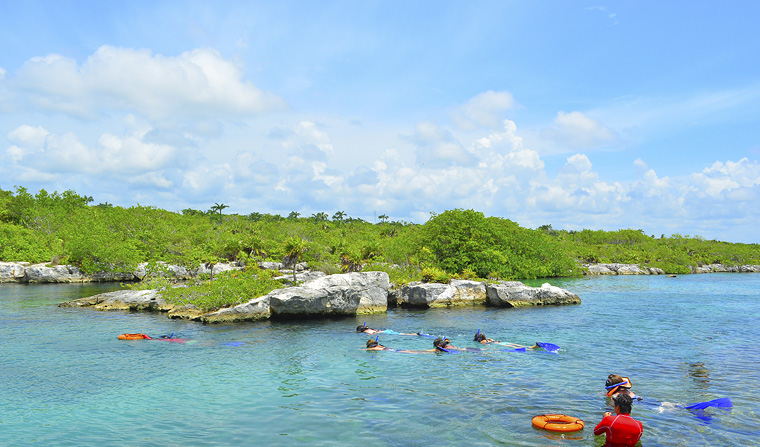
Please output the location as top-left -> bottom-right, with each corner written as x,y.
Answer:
117,333 -> 151,340
531,414 -> 584,432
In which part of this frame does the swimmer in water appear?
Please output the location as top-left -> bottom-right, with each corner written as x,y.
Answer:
473,331 -> 541,349
365,339 -> 388,350
356,324 -> 418,336
357,325 -> 383,335
433,337 -> 464,352
605,374 -> 637,399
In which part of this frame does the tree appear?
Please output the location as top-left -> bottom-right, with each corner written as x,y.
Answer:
210,203 -> 229,224
288,211 -> 301,220
283,236 -> 307,283
332,211 -> 345,223
311,212 -> 328,223
378,214 -> 389,223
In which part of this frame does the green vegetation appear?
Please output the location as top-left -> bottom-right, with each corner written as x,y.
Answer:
2,186 -> 759,310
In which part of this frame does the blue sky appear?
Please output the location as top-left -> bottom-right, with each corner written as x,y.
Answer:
1,1 -> 759,242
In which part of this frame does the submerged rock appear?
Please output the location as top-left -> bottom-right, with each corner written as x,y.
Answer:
486,282 -> 581,308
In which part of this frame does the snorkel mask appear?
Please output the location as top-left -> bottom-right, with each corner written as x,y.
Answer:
605,377 -> 631,397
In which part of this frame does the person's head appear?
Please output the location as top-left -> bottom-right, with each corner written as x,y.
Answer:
433,337 -> 450,351
366,339 -> 380,348
605,374 -> 632,397
357,325 -> 367,332
612,393 -> 633,414
474,333 -> 486,342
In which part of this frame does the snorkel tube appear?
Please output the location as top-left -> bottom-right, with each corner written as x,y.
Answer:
605,379 -> 630,397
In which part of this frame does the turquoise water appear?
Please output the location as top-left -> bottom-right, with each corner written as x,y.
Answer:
1,275 -> 759,446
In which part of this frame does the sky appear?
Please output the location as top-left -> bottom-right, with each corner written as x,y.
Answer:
1,1 -> 759,243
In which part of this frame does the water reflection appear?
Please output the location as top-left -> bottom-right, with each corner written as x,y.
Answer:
687,361 -> 711,388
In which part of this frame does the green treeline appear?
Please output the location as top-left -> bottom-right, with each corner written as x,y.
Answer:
2,186 -> 759,284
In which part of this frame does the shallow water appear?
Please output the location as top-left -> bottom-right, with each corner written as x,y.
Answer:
1,275 -> 759,446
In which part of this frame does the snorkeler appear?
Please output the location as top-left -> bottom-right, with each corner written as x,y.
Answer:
356,323 -> 418,336
433,337 -> 463,352
473,331 -> 542,349
357,324 -> 383,335
605,374 -> 637,398
365,339 -> 388,350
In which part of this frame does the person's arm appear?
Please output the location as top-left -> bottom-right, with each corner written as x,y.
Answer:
593,415 -> 613,436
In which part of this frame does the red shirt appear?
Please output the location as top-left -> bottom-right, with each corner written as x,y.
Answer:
593,413 -> 643,447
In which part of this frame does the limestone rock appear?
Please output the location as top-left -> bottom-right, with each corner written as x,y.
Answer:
25,264 -> 85,283
396,280 -> 486,308
59,289 -> 171,312
0,262 -> 27,282
199,271 -> 390,323
486,281 -> 581,308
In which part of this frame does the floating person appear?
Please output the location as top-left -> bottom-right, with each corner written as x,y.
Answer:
356,323 -> 417,335
364,338 -> 419,353
357,324 -> 383,334
605,374 -> 637,399
433,337 -> 465,352
474,332 -> 497,344
593,394 -> 644,447
473,331 -> 555,351
117,333 -> 190,344
365,339 -> 388,350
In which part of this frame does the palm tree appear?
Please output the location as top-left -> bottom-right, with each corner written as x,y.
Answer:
283,237 -> 307,283
332,211 -> 345,222
288,211 -> 301,220
378,214 -> 389,223
210,203 -> 229,224
311,212 -> 328,223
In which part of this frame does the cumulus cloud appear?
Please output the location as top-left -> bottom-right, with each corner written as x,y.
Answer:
11,45 -> 286,121
529,154 -> 626,214
544,111 -> 616,149
631,158 -> 671,198
8,125 -> 49,147
689,158 -> 760,199
408,121 -> 476,168
472,119 -> 545,172
451,90 -> 515,129
5,124 -> 177,175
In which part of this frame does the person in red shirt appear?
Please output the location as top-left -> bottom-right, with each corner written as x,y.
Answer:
594,394 -> 643,447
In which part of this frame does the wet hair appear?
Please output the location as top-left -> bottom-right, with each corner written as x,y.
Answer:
613,393 -> 633,414
366,339 -> 379,348
433,337 -> 451,351
605,374 -> 624,388
474,333 -> 486,342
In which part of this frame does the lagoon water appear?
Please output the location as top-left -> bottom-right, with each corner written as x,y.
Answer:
2,274 -> 759,446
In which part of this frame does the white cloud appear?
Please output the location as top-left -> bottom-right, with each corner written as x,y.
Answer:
544,111 -> 616,149
409,121 -> 476,167
8,125 -> 49,148
452,90 -> 515,129
631,158 -> 671,197
5,125 -> 178,176
689,158 -> 760,198
13,45 -> 286,121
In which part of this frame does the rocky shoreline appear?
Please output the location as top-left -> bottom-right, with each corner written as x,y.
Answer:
584,263 -> 760,275
58,272 -> 582,323
13,259 -> 756,323
2,260 -> 759,284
